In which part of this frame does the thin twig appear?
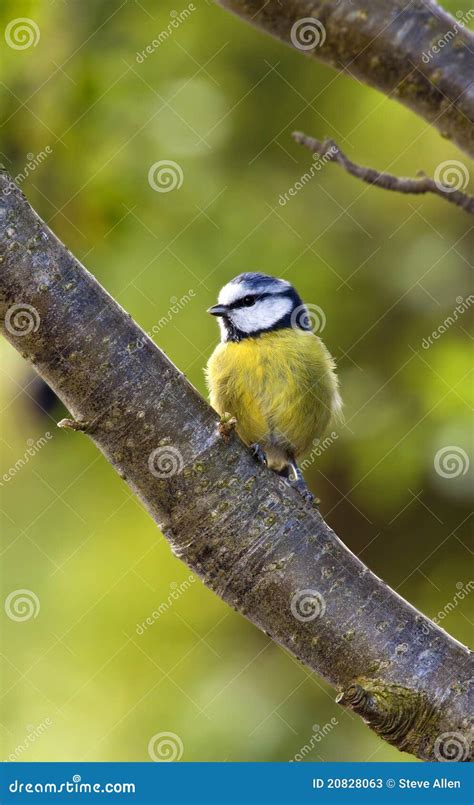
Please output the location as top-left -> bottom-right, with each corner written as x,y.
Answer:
292,131 -> 474,215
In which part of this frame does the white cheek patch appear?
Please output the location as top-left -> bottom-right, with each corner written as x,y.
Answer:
232,296 -> 293,333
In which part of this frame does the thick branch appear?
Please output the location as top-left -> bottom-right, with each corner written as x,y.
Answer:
293,131 -> 474,214
215,0 -> 474,157
0,173 -> 472,762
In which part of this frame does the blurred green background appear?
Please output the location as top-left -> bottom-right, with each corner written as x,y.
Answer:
1,0 -> 472,764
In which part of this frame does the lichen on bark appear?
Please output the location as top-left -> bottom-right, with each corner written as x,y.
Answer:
215,0 -> 474,156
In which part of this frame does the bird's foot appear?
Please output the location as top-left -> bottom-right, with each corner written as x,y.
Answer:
286,476 -> 317,504
218,412 -> 237,442
250,442 -> 267,466
286,461 -> 319,506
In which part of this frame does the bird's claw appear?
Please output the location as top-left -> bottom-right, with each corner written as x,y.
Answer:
285,462 -> 319,506
286,477 -> 316,504
250,442 -> 267,466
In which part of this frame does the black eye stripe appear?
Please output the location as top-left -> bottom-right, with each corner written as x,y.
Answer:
229,292 -> 277,310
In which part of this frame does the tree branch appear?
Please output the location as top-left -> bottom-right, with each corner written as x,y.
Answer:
214,0 -> 474,157
292,131 -> 474,214
0,173 -> 472,762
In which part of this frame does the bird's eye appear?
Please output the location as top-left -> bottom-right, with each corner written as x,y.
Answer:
242,295 -> 255,307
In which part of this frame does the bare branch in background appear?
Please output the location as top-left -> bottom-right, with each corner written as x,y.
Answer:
214,0 -> 474,157
292,131 -> 474,214
1,173 -> 472,762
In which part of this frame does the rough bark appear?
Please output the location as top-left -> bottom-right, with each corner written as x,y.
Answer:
214,0 -> 474,158
0,172 -> 472,762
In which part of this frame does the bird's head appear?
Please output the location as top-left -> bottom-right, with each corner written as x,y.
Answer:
208,272 -> 311,342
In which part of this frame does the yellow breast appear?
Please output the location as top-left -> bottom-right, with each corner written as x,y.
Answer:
206,329 -> 340,467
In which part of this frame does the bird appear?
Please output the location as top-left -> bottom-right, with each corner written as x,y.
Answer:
205,272 -> 341,501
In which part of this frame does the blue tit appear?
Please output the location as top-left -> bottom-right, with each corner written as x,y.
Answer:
206,272 -> 341,501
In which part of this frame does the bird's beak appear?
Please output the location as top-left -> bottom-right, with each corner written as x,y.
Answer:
207,304 -> 228,317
